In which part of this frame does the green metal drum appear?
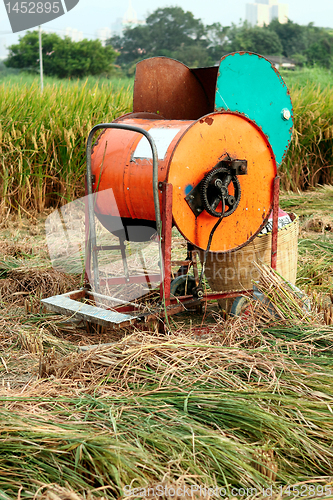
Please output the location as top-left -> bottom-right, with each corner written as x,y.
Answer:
215,52 -> 293,166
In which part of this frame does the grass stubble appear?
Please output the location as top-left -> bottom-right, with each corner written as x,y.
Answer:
1,225 -> 333,498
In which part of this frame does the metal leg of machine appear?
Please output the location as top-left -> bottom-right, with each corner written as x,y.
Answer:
271,176 -> 280,270
160,182 -> 173,306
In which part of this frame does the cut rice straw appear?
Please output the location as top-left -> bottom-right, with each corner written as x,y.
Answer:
251,263 -> 316,324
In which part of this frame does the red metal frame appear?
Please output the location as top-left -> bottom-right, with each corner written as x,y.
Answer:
271,176 -> 280,270
160,182 -> 173,306
155,177 -> 280,307
84,176 -> 280,319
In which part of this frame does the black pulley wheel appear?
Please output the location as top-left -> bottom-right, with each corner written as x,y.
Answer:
201,166 -> 241,217
230,296 -> 251,317
170,275 -> 197,297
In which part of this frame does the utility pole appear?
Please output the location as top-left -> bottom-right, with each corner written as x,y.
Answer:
39,25 -> 44,92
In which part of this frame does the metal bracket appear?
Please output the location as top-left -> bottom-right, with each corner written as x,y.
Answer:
185,183 -> 204,216
219,159 -> 247,175
185,159 -> 247,216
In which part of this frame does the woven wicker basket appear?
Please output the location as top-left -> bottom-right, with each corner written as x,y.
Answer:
201,213 -> 299,312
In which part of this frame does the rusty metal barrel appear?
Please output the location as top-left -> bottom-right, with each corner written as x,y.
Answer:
90,53 -> 293,253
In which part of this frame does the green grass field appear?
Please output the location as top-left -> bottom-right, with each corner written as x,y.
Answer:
0,60 -> 134,90
0,66 -> 332,214
281,66 -> 333,89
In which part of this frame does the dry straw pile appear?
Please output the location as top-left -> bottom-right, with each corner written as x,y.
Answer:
1,263 -> 333,498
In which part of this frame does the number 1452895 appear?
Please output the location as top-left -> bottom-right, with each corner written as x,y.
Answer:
5,2 -> 60,14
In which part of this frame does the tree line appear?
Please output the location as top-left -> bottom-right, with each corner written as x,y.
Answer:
109,7 -> 333,74
4,31 -> 117,78
4,6 -> 333,78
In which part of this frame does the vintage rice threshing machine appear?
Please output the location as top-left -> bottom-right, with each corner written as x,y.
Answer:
42,52 -> 293,328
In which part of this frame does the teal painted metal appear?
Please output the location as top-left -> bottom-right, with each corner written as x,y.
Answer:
215,52 -> 293,166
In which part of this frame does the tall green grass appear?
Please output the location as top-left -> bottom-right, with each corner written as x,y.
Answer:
0,70 -> 133,91
281,66 -> 333,89
0,79 -> 132,213
0,70 -> 332,215
280,83 -> 333,191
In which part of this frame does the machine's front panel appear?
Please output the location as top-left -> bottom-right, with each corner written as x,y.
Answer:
168,112 -> 277,252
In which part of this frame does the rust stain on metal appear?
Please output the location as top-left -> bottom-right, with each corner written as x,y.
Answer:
200,116 -> 214,126
133,57 -> 212,120
271,176 -> 280,269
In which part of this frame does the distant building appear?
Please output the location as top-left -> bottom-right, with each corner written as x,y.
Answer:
59,27 -> 84,42
123,0 -> 138,27
110,0 -> 144,37
110,18 -> 123,37
246,0 -> 288,26
96,28 -> 112,46
0,37 -> 7,60
264,55 -> 296,69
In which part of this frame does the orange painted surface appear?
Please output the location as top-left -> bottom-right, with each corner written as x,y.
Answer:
168,112 -> 277,251
91,116 -> 193,220
91,111 -> 276,252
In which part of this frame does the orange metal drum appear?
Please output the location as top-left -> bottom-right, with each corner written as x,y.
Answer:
91,111 -> 277,252
91,115 -> 193,221
168,112 -> 277,252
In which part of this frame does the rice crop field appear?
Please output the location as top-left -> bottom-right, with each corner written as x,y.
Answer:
280,83 -> 333,191
280,66 -> 333,89
0,77 -> 133,215
0,67 -> 332,216
0,68 -> 333,498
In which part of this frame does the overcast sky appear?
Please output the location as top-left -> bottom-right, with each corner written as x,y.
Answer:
0,0 -> 332,49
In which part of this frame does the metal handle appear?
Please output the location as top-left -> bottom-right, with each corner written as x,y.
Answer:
85,122 -> 161,291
